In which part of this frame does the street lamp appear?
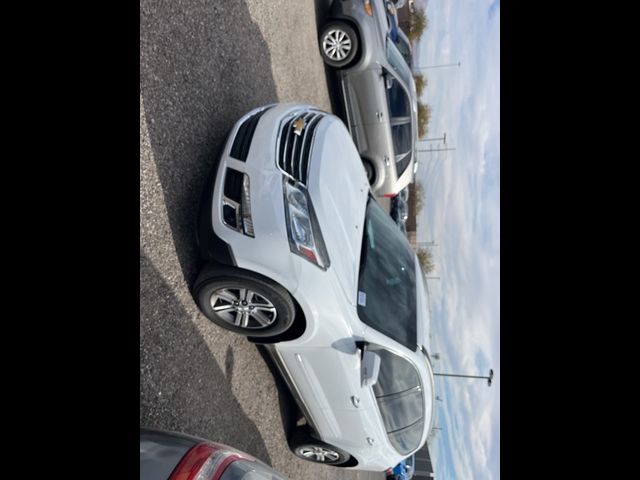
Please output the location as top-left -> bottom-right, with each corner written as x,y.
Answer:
433,369 -> 495,386
418,146 -> 456,153
422,133 -> 447,144
417,61 -> 461,70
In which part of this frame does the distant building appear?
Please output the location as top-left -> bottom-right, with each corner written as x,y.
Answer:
413,443 -> 435,478
397,2 -> 411,33
398,1 -> 431,38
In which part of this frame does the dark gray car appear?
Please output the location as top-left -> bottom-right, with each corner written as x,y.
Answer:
140,428 -> 289,479
319,0 -> 418,198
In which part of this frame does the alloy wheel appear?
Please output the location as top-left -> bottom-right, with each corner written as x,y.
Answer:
298,445 -> 340,463
209,287 -> 277,329
322,29 -> 352,62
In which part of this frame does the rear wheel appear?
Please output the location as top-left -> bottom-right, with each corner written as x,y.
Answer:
319,21 -> 359,68
193,265 -> 295,338
362,158 -> 376,185
290,428 -> 351,466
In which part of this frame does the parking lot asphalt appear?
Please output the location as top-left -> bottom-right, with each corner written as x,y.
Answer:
140,1 -> 385,479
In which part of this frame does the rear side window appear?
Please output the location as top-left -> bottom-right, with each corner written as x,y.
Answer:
391,123 -> 411,157
371,348 -> 424,455
386,81 -> 410,118
396,151 -> 412,176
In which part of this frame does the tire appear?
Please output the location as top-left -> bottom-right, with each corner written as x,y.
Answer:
193,265 -> 295,338
289,428 -> 351,466
319,21 -> 359,68
362,158 -> 376,185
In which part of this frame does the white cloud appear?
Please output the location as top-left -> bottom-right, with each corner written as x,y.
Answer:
415,0 -> 500,478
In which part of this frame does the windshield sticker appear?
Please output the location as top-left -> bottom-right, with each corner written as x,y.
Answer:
358,291 -> 367,306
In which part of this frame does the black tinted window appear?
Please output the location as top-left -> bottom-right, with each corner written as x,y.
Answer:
374,348 -> 420,395
392,123 -> 412,156
388,421 -> 424,455
371,348 -> 424,455
386,81 -> 410,119
357,199 -> 417,350
376,390 -> 423,432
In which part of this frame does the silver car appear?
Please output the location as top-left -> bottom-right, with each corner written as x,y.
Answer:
319,0 -> 418,198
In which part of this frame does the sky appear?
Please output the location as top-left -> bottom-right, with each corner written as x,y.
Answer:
413,1 -> 500,479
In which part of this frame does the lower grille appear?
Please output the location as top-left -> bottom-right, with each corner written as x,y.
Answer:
276,110 -> 324,185
223,167 -> 243,203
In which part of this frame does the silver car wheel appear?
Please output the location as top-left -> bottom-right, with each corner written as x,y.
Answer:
322,28 -> 352,61
298,446 -> 340,462
209,287 -> 277,329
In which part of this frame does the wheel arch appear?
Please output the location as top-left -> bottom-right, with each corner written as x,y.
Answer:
320,18 -> 364,68
195,262 -> 308,343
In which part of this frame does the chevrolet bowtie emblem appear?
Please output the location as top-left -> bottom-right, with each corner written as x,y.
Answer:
293,116 -> 306,136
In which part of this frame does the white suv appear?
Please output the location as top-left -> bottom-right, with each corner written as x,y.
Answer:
194,103 -> 435,471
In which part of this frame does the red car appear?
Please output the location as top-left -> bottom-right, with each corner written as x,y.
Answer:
140,428 -> 288,480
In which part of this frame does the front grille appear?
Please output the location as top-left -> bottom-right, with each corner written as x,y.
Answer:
277,110 -> 324,185
229,107 -> 270,161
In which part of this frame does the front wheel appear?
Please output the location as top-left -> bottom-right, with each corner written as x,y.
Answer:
193,265 -> 295,338
319,21 -> 359,68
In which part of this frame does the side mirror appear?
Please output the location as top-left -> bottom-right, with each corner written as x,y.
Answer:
385,75 -> 394,90
361,350 -> 381,387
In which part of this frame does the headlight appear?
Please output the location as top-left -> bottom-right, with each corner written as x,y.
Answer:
240,174 -> 254,237
283,179 -> 330,270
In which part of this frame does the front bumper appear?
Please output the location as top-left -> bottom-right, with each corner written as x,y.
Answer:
197,103 -> 322,294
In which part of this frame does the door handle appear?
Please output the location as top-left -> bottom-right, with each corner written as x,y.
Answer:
375,110 -> 383,121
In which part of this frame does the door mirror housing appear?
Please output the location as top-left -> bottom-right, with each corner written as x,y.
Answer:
361,350 -> 381,387
385,75 -> 394,90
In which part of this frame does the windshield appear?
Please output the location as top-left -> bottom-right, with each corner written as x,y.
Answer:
395,31 -> 412,67
357,197 -> 417,350
386,39 -> 412,88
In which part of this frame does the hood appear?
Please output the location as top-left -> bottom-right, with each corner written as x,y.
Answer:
307,117 -> 370,306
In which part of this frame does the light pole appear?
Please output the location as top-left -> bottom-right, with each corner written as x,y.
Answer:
416,61 -> 461,71
422,133 -> 447,144
417,241 -> 437,248
433,369 -> 495,386
418,147 -> 456,153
